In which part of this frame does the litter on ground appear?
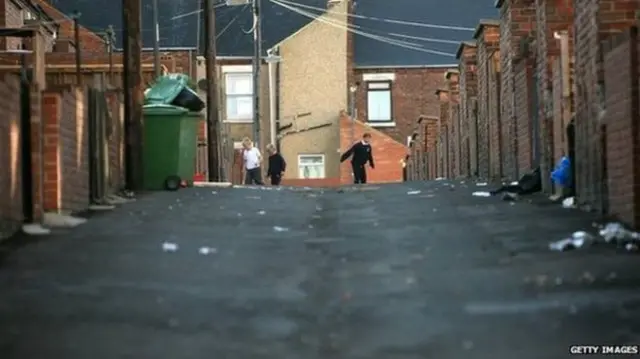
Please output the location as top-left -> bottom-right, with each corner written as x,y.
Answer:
472,191 -> 491,197
162,242 -> 178,252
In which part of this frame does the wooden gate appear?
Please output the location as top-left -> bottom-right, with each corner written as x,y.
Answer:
88,88 -> 124,202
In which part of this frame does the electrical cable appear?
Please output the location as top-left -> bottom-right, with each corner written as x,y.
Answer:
270,0 -> 455,57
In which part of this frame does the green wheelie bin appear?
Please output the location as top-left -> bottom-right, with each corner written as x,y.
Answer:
142,104 -> 201,191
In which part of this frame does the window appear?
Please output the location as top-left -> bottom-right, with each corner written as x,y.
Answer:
23,11 -> 37,21
366,81 -> 392,122
298,154 -> 325,179
225,73 -> 253,121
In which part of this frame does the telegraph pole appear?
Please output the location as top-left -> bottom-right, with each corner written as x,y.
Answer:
152,0 -> 161,78
122,0 -> 144,190
204,0 -> 220,182
252,0 -> 262,146
73,11 -> 82,85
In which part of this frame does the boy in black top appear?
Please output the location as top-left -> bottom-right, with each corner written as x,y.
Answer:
266,144 -> 286,185
340,133 -> 375,184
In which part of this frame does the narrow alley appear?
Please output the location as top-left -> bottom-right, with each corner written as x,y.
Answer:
0,182 -> 638,359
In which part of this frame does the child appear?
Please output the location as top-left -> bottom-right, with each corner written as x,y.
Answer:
241,137 -> 264,185
340,133 -> 375,184
266,144 -> 286,186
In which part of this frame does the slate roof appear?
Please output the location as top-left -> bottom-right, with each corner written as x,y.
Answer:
47,0 -> 498,66
352,0 -> 498,67
47,0 -> 327,55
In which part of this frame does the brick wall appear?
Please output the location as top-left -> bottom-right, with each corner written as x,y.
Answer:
35,0 -> 107,54
0,73 -> 43,236
41,86 -> 89,213
0,74 -> 23,237
603,27 -> 640,227
446,71 -> 461,178
498,0 -> 536,181
551,56 -> 565,164
474,21 -> 500,179
339,112 -> 406,184
423,117 -> 438,179
513,57 -> 536,174
488,50 -> 503,180
354,67 -> 446,144
0,0 -> 24,50
436,90 -> 449,178
574,0 -> 640,213
456,42 -> 478,178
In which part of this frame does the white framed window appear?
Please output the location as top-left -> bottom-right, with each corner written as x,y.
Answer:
225,72 -> 253,122
298,154 -> 325,179
23,11 -> 37,21
366,81 -> 392,122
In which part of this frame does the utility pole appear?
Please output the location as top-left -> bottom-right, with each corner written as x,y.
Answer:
204,0 -> 220,182
105,25 -> 115,84
252,0 -> 262,147
122,0 -> 144,190
73,11 -> 82,85
152,0 -> 161,78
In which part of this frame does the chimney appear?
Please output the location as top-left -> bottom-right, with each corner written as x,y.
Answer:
327,0 -> 342,9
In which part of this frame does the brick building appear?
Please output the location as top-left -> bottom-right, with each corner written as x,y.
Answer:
405,0 -> 640,229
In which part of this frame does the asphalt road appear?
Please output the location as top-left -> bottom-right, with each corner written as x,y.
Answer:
0,180 -> 639,359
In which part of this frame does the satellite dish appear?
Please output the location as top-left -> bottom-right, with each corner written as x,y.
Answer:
197,78 -> 208,91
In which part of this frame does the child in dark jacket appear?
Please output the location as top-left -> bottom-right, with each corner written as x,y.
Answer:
266,144 -> 286,185
340,133 -> 374,184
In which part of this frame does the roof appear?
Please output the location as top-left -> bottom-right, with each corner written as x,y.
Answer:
34,0 -> 105,49
47,0 -> 498,66
47,0 -> 328,54
472,19 -> 501,40
353,0 -> 498,67
455,40 -> 476,59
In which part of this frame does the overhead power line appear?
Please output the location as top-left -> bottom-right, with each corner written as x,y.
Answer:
275,0 -> 475,32
270,0 -> 456,57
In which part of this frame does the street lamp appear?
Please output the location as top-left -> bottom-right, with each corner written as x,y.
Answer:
265,50 -> 282,147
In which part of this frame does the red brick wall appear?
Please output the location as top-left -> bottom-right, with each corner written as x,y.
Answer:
574,0 -> 640,213
457,43 -> 478,177
488,51 -> 503,180
603,27 -> 640,227
41,86 -> 89,212
0,0 -> 25,50
339,112 -> 406,184
424,117 -> 438,179
34,0 -> 106,54
446,72 -> 461,178
0,73 -> 43,231
514,57 -> 536,174
551,56 -> 565,164
499,0 -> 536,181
0,74 -> 23,235
354,67 -> 446,144
436,91 -> 450,178
475,23 -> 500,179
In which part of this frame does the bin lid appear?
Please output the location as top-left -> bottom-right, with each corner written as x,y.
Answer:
143,103 -> 190,115
145,74 -> 189,105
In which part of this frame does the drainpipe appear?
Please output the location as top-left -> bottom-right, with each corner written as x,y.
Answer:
265,48 -> 281,147
349,84 -> 358,144
275,55 -> 281,152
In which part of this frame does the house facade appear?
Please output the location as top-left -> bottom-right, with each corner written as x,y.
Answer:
55,0 -> 496,186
